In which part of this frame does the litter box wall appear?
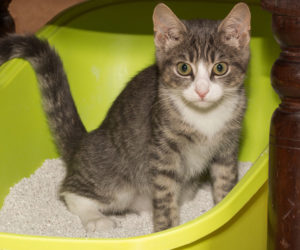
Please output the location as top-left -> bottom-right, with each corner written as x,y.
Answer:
0,0 -> 279,249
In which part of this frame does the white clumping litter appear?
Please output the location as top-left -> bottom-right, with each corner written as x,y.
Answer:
0,159 -> 252,238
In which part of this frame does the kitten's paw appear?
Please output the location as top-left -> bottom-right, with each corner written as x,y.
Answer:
85,217 -> 117,232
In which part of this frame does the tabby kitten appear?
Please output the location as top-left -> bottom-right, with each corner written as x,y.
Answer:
0,3 -> 250,232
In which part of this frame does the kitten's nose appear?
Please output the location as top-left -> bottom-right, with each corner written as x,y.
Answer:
195,88 -> 209,99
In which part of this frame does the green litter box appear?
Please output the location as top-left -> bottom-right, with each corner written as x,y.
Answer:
0,0 -> 279,249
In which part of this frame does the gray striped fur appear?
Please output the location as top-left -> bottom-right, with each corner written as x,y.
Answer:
0,3 -> 250,233
0,35 -> 86,164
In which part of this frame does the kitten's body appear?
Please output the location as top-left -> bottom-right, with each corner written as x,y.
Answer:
0,3 -> 250,232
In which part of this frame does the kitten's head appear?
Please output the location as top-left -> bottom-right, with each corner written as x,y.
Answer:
153,3 -> 251,109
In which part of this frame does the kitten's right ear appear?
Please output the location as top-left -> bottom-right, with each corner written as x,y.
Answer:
218,3 -> 251,49
153,3 -> 187,51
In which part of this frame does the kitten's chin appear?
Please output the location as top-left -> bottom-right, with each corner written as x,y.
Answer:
193,101 -> 215,108
191,100 -> 216,109
182,97 -> 221,110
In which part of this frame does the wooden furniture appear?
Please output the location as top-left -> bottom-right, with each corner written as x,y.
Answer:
0,0 -> 85,34
261,0 -> 300,249
0,0 -> 15,36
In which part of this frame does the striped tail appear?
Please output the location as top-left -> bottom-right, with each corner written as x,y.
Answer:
0,34 -> 87,163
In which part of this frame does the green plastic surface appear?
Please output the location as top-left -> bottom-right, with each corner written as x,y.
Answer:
0,0 -> 279,249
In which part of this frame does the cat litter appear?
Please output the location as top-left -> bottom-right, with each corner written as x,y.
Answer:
0,159 -> 251,238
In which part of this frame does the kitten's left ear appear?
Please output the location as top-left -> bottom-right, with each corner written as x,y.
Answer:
218,3 -> 251,48
153,3 -> 187,51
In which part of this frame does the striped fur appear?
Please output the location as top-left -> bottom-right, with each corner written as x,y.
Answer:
0,35 -> 86,163
0,3 -> 250,233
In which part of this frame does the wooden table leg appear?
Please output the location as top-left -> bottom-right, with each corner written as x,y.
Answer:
261,1 -> 300,249
0,0 -> 15,36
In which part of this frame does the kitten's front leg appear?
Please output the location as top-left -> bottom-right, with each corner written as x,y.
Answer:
150,154 -> 181,232
210,145 -> 239,204
152,175 -> 181,232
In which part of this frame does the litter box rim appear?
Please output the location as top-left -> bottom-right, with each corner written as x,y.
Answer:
0,149 -> 267,248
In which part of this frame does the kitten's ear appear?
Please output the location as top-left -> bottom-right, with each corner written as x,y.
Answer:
153,3 -> 187,50
218,3 -> 251,48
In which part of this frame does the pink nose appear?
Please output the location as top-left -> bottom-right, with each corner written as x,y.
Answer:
195,89 -> 209,99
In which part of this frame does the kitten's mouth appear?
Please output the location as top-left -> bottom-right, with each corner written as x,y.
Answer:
186,98 -> 215,109
193,97 -> 214,104
178,91 -> 222,110
195,100 -> 214,107
187,96 -> 223,110
197,98 -> 210,103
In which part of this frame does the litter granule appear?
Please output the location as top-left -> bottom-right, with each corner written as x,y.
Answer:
0,159 -> 252,238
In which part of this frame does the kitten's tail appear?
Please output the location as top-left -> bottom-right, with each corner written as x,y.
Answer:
0,34 -> 87,162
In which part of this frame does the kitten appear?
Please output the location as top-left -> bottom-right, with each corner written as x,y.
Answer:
0,3 -> 250,232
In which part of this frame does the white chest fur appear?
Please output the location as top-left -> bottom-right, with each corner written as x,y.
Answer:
172,95 -> 239,138
172,95 -> 239,178
182,142 -> 215,179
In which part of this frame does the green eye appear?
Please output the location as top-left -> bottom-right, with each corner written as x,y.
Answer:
177,62 -> 192,76
213,62 -> 228,76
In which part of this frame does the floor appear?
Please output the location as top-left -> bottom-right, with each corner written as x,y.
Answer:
8,0 -> 86,34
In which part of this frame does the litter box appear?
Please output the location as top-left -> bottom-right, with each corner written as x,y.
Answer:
0,0 -> 279,249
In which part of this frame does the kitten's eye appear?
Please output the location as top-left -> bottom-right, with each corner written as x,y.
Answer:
212,62 -> 228,76
177,62 -> 192,76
